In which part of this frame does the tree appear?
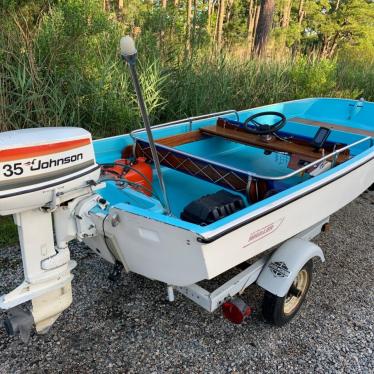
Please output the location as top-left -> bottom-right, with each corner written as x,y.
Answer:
207,0 -> 213,34
254,0 -> 275,56
298,0 -> 305,24
281,0 -> 292,28
301,0 -> 374,59
185,0 -> 192,57
192,0 -> 198,46
216,0 -> 226,50
226,0 -> 235,24
160,0 -> 168,50
247,0 -> 260,55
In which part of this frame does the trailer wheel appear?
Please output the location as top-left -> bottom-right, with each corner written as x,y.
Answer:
262,259 -> 313,326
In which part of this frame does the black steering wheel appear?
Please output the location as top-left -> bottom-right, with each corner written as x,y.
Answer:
244,111 -> 286,135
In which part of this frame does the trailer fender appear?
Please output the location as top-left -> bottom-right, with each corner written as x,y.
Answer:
256,238 -> 325,297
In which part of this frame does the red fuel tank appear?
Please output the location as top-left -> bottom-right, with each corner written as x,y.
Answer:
103,157 -> 153,196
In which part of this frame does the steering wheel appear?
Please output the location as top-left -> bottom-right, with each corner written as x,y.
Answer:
244,111 -> 286,135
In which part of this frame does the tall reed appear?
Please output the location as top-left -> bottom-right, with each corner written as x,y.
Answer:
0,3 -> 373,138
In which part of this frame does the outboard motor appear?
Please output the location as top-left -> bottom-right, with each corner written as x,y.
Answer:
0,127 -> 102,340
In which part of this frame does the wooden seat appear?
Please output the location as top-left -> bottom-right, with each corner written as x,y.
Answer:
200,125 -> 325,160
199,120 -> 349,163
148,118 -> 350,164
155,130 -> 203,147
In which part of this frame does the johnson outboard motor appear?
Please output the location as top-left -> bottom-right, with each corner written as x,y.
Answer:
0,127 -> 102,340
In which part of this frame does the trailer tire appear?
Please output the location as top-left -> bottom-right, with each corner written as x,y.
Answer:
262,259 -> 313,326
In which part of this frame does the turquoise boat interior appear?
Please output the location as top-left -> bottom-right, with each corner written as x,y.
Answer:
93,98 -> 374,235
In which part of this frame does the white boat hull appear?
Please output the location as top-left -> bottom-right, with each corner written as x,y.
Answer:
86,155 -> 374,286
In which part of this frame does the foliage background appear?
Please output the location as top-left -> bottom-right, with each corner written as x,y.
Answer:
0,0 -> 373,246
0,0 -> 373,138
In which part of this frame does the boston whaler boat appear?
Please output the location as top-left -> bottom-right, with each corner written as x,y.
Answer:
0,37 -> 373,340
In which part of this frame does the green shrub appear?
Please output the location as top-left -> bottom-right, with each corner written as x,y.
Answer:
289,57 -> 337,98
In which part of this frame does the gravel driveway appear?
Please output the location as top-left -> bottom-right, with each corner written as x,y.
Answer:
0,191 -> 373,373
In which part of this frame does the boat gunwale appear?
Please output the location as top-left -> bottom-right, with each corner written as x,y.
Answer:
107,148 -> 374,243
93,97 -> 374,242
135,135 -> 372,181
198,152 -> 374,243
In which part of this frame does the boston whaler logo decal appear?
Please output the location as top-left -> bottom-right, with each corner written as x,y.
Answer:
243,218 -> 284,248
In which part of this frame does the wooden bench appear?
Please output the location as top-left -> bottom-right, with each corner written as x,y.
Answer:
289,117 -> 374,137
200,125 -> 324,160
199,119 -> 349,163
147,118 -> 351,165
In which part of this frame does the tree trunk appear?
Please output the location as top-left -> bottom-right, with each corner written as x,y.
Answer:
325,32 -> 339,58
216,0 -> 226,50
247,0 -> 254,39
160,0 -> 167,54
247,0 -> 254,53
254,0 -> 275,56
192,0 -> 197,48
320,35 -> 335,59
171,0 -> 179,51
118,0 -> 123,10
214,0 -> 220,41
280,0 -> 291,54
185,0 -> 192,58
320,42 -> 329,59
281,0 -> 292,28
251,3 -> 261,53
226,0 -> 234,24
207,0 -> 213,33
328,41 -> 338,58
298,0 -> 304,24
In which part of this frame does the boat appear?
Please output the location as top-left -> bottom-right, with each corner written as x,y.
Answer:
0,37 -> 373,340
91,98 -> 373,287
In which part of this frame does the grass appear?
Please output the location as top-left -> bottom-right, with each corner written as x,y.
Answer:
1,49 -> 372,138
1,3 -> 373,137
160,56 -> 369,122
0,217 -> 18,247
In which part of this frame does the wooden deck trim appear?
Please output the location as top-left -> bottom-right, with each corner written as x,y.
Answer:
155,130 -> 203,147
289,117 -> 374,137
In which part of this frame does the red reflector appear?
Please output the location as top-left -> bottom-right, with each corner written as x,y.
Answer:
222,298 -> 252,324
